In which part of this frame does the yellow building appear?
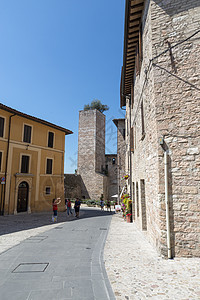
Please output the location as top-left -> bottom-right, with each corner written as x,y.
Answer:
0,103 -> 72,215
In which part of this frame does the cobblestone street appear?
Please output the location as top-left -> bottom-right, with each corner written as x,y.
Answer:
104,213 -> 200,300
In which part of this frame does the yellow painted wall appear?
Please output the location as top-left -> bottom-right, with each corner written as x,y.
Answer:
0,109 -> 67,214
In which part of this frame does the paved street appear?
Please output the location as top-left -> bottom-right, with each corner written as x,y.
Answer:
1,209 -> 200,300
104,213 -> 200,300
0,208 -> 115,300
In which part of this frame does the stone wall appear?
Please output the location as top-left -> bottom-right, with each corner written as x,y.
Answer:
126,0 -> 200,257
113,119 -> 126,198
151,0 -> 200,257
77,110 -> 109,200
105,155 -> 118,200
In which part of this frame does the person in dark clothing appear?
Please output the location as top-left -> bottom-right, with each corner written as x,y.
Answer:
74,198 -> 81,218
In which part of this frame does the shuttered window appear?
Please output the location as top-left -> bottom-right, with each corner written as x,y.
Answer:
46,159 -> 53,174
23,125 -> 32,143
48,132 -> 54,148
21,155 -> 30,173
0,117 -> 5,138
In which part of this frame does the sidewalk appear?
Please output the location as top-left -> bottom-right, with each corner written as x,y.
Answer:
104,213 -> 200,300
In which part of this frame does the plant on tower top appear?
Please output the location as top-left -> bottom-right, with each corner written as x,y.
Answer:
84,99 -> 109,113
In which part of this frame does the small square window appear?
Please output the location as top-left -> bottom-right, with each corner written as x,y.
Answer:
46,187 -> 51,195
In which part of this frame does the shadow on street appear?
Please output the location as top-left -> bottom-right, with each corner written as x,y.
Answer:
0,207 -> 114,236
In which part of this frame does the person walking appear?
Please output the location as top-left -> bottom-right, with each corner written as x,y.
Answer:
66,199 -> 73,216
100,194 -> 104,211
52,198 -> 61,222
74,198 -> 81,218
106,199 -> 111,212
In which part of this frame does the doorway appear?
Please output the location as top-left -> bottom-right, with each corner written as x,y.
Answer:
17,181 -> 29,213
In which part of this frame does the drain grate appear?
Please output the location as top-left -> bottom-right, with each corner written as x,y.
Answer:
99,228 -> 107,230
54,227 -> 63,229
12,263 -> 49,273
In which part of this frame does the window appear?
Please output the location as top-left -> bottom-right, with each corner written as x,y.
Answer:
21,155 -> 30,173
48,132 -> 54,148
46,187 -> 51,195
46,158 -> 53,174
0,117 -> 5,138
23,125 -> 32,143
0,152 -> 2,171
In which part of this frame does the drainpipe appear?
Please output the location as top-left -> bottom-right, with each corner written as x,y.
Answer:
2,113 -> 16,215
164,150 -> 172,259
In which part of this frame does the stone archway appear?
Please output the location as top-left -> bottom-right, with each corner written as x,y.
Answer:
14,175 -> 33,215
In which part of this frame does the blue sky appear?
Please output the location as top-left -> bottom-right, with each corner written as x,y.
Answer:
0,0 -> 125,173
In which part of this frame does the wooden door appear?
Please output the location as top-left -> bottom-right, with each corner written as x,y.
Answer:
17,181 -> 29,213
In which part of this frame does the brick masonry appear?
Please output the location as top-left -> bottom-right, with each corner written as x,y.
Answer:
125,0 -> 200,257
75,109 -> 117,201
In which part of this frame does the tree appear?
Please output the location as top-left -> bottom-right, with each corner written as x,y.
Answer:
84,100 -> 109,113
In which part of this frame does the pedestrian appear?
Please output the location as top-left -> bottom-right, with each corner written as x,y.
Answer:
66,199 -> 73,216
106,199 -> 111,212
100,194 -> 104,211
74,198 -> 81,218
52,197 -> 61,222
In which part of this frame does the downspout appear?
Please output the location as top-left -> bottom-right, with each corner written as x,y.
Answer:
2,113 -> 16,215
164,150 -> 172,259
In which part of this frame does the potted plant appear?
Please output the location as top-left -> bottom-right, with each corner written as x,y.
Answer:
121,194 -> 132,222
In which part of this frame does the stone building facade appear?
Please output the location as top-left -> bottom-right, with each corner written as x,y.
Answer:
105,154 -> 118,201
113,119 -> 126,198
120,0 -> 200,257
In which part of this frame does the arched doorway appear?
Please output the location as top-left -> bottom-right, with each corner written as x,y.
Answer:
17,181 -> 29,213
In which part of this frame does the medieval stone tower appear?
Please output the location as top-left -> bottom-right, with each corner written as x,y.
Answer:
77,109 -> 108,200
